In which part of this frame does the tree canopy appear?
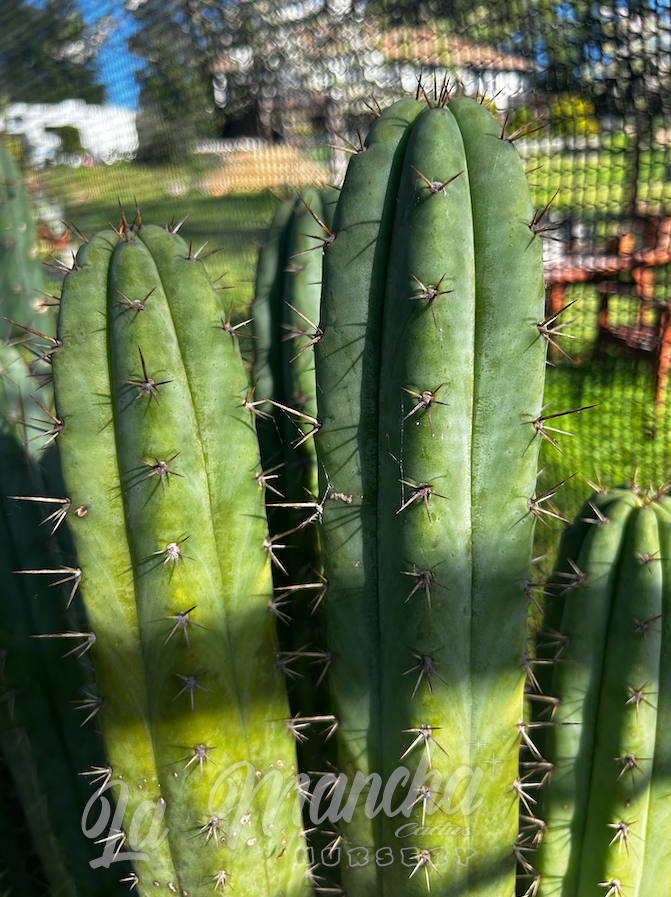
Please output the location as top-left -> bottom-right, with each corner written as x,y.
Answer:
126,0 -> 221,160
125,0 -> 671,159
0,0 -> 105,105
541,0 -> 671,125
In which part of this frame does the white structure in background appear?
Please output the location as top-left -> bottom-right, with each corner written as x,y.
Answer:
0,100 -> 138,166
381,31 -> 536,110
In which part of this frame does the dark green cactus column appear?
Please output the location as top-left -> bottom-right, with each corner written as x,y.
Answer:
314,96 -> 423,895
536,485 -> 671,897
0,341 -> 124,896
52,220 -> 310,896
252,189 -> 337,878
279,188 -> 323,501
0,141 -> 44,335
252,196 -> 296,431
314,94 -> 547,894
252,187 -> 329,499
269,188 -> 327,693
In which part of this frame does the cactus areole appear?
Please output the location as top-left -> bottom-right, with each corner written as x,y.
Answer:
314,95 -> 547,893
52,221 -> 309,896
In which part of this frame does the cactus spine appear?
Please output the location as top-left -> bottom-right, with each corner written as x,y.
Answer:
253,189 -> 323,501
536,486 -> 671,896
314,95 -> 546,893
50,219 -> 309,896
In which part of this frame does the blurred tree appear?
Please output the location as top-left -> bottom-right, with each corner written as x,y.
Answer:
127,0 -> 221,162
211,0 -> 380,141
125,0 -> 399,147
370,0 -> 534,38
0,0 -> 105,104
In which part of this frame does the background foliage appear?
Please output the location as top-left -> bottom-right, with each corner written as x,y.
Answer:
4,0 -> 671,553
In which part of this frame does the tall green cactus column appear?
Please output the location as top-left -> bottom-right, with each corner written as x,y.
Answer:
314,97 -> 423,895
269,188 -> 328,709
52,220 -> 310,896
375,102 -> 476,897
314,94 -> 547,894
450,94 -> 547,894
252,189 -> 337,875
536,485 -> 671,896
0,141 -> 44,335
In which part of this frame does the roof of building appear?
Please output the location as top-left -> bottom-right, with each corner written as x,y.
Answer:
376,26 -> 536,72
212,23 -> 536,75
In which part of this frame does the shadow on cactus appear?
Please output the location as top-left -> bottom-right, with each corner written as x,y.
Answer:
534,482 -> 671,897
0,339 -> 127,896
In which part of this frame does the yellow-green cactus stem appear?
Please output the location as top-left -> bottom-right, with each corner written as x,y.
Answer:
52,220 -> 310,896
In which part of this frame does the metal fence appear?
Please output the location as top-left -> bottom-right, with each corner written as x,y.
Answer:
3,0 -> 671,520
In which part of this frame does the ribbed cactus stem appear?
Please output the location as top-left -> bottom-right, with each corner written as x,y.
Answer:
536,486 -> 671,896
54,230 -> 179,893
315,97 -> 423,895
252,198 -> 295,417
280,188 -> 323,501
53,221 -> 309,896
315,95 -> 546,894
450,94 -> 547,893
252,190 -> 334,874
0,141 -> 44,334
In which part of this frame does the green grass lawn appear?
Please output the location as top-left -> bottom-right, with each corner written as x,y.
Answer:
530,279 -> 671,565
521,140 -> 671,225
42,159 -> 281,315
40,157 -> 671,572
534,349 -> 671,565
